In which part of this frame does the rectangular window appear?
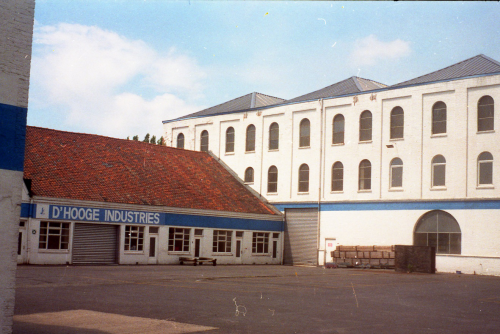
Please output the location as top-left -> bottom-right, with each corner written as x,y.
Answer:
149,226 -> 159,234
252,232 -> 269,254
194,229 -> 204,236
168,228 -> 190,252
213,230 -> 232,253
39,222 -> 70,250
236,231 -> 244,238
125,225 -> 144,251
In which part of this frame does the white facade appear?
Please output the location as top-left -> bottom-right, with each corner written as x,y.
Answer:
164,70 -> 500,275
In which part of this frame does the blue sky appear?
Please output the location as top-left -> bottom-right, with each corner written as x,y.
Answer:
28,1 -> 500,139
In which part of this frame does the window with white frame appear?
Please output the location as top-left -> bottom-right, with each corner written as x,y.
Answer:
359,110 -> 372,142
431,155 -> 446,187
478,152 -> 493,185
358,159 -> 372,190
244,167 -> 254,183
390,106 -> 404,139
177,133 -> 185,149
213,230 -> 232,253
200,130 -> 209,152
252,232 -> 269,254
225,127 -> 235,153
246,124 -> 256,152
124,225 -> 144,251
390,158 -> 403,188
269,122 -> 279,150
432,101 -> 447,135
298,164 -> 309,192
268,166 -> 278,193
414,210 -> 461,254
331,161 -> 343,191
299,118 -> 310,147
39,222 -> 69,250
478,95 -> 494,132
168,228 -> 190,252
332,114 -> 345,144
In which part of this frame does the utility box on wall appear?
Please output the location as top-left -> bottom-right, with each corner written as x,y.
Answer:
395,245 -> 436,274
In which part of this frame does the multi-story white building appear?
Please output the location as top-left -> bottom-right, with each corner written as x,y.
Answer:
163,54 -> 500,275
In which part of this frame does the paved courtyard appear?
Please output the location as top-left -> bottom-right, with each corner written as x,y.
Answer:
13,265 -> 500,333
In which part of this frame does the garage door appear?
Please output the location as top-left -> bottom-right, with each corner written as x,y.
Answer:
72,223 -> 118,265
284,208 -> 318,265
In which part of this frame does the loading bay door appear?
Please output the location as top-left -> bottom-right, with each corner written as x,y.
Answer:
72,223 -> 119,265
284,208 -> 318,266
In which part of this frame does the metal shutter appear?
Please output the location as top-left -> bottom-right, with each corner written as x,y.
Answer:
72,223 -> 118,265
284,208 -> 318,265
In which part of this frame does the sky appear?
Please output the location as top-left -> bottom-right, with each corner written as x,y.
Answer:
28,1 -> 500,140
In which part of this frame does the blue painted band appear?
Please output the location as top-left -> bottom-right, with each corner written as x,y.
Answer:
0,103 -> 27,171
273,200 -> 500,212
32,204 -> 283,231
20,203 -> 31,218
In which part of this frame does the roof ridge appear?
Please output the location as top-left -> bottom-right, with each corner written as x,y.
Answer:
354,76 -> 387,88
198,92 -> 254,112
351,76 -> 364,92
478,54 -> 500,67
254,91 -> 287,101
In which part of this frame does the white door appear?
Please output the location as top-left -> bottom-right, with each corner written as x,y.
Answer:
324,238 -> 336,264
148,236 -> 158,264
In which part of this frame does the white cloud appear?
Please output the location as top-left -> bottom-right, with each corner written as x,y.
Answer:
30,23 -> 206,138
351,35 -> 411,66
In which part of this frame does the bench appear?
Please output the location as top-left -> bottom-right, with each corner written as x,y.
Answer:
179,257 -> 198,266
197,257 -> 217,266
179,257 -> 217,266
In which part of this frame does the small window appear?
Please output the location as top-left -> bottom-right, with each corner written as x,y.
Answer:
359,110 -> 372,142
299,118 -> 310,147
269,122 -> 279,150
390,158 -> 403,188
432,155 -> 446,187
125,225 -> 144,251
213,230 -> 232,253
331,162 -> 343,192
244,167 -> 254,183
20,221 -> 25,227
225,127 -> 235,153
39,222 -> 69,250
272,233 -> 280,239
359,159 -> 371,190
168,228 -> 190,252
414,210 -> 461,254
478,152 -> 493,185
478,95 -> 494,132
332,114 -> 345,144
252,232 -> 269,254
390,106 -> 404,139
268,166 -> 278,193
432,102 -> 447,134
194,229 -> 203,236
149,226 -> 159,234
236,231 -> 244,238
246,124 -> 256,152
176,133 -> 185,149
200,130 -> 209,152
298,164 -> 309,193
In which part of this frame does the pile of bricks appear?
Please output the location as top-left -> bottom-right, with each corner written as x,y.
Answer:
331,245 -> 395,268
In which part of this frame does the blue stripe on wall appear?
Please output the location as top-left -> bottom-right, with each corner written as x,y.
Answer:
273,200 -> 500,212
163,213 -> 283,231
20,203 -> 31,218
0,103 -> 27,171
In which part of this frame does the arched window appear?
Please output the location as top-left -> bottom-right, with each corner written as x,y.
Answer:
431,155 -> 446,187
225,127 -> 235,153
390,158 -> 403,188
298,164 -> 309,192
299,118 -> 310,147
244,167 -> 254,183
269,123 -> 279,150
246,125 -> 256,152
332,114 -> 345,144
200,130 -> 209,152
432,101 -> 447,135
358,159 -> 371,190
478,152 -> 493,185
331,162 -> 344,192
414,210 -> 461,254
390,106 -> 404,139
478,95 -> 494,132
359,110 -> 372,142
267,166 -> 278,193
176,133 -> 185,149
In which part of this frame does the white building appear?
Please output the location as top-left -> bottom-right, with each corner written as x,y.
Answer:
163,54 -> 500,275
20,126 -> 283,266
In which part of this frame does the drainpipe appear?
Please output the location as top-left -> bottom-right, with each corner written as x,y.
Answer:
317,98 -> 324,265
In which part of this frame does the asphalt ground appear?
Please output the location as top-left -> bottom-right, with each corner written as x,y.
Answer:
13,265 -> 500,334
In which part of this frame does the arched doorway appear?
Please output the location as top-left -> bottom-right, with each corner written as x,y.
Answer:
414,210 -> 461,254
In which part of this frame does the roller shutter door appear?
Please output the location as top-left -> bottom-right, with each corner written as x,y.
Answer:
72,223 -> 118,265
284,208 -> 318,265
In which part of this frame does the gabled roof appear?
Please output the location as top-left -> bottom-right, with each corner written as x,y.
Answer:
392,54 -> 500,88
23,126 -> 277,216
174,92 -> 286,121
286,77 -> 387,103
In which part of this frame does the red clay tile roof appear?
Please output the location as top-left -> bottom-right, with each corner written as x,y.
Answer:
24,126 -> 277,216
